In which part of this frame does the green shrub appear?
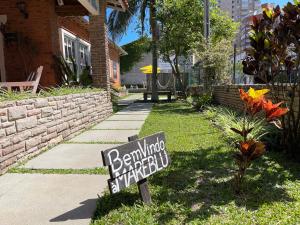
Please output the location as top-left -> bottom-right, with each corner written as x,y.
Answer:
187,93 -> 212,111
203,106 -> 280,144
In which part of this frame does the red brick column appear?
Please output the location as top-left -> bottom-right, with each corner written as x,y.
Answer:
89,0 -> 110,91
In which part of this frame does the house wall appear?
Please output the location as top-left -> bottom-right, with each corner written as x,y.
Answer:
0,91 -> 112,174
0,0 -> 60,86
57,17 -> 89,44
0,1 -> 122,88
58,17 -> 122,86
109,43 -> 121,87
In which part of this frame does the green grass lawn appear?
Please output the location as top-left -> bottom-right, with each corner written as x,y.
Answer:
91,102 -> 300,225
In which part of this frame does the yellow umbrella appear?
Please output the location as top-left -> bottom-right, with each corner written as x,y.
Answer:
140,65 -> 161,74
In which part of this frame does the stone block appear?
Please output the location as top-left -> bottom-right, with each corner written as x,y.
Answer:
31,127 -> 47,136
0,102 -> 15,108
47,126 -> 57,134
41,107 -> 53,118
26,105 -> 34,110
0,109 -> 7,116
8,106 -> 27,121
2,156 -> 17,168
16,117 -> 37,132
1,116 -> 8,122
57,122 -> 69,133
27,109 -> 41,117
0,129 -> 6,138
48,135 -> 63,146
41,132 -> 57,142
54,113 -> 62,120
38,117 -> 53,124
11,131 -> 31,144
16,99 -> 35,106
2,121 -> 15,128
46,120 -> 59,128
2,142 -> 25,156
35,99 -> 48,108
26,137 -> 41,150
27,146 -> 38,154
48,101 -> 57,107
0,139 -> 11,148
56,101 -> 65,109
5,126 -> 16,136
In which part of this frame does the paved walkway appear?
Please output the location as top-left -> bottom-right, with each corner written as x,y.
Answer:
0,94 -> 152,225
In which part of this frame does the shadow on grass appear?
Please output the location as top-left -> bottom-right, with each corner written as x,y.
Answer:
93,191 -> 140,221
151,102 -> 197,115
92,103 -> 300,223
150,145 -> 299,224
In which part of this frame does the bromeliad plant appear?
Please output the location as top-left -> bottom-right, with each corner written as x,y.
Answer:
232,87 -> 288,193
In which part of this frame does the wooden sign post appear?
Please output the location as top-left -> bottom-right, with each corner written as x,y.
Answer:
101,132 -> 170,204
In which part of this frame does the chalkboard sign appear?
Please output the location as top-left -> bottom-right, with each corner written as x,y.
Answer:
101,132 -> 170,202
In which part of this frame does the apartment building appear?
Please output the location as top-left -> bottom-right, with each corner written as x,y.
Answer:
217,0 -> 260,54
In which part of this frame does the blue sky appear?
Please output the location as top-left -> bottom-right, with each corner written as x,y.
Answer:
115,0 -> 291,46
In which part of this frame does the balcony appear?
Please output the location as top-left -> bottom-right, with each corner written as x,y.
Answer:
55,0 -> 127,16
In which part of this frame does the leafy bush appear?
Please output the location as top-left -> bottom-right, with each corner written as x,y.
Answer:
187,93 -> 212,111
204,106 -> 279,144
53,55 -> 92,87
242,2 -> 300,158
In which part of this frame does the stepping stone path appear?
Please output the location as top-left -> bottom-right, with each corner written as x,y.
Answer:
0,94 -> 152,225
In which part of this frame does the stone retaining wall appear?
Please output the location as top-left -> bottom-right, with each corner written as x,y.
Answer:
0,91 -> 112,174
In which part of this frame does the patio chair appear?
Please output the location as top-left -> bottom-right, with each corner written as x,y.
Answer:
0,66 -> 43,94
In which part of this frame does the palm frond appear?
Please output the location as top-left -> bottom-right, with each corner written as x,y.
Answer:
107,0 -> 141,40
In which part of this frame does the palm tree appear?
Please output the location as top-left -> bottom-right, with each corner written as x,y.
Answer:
107,0 -> 159,102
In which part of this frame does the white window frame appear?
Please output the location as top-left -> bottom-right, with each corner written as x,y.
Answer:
59,28 -> 91,80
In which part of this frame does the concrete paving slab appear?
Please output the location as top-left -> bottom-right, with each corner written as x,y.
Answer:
22,144 -> 117,169
117,94 -> 143,106
0,173 -> 109,225
107,114 -> 148,121
116,104 -> 153,115
92,120 -> 144,130
69,130 -> 139,143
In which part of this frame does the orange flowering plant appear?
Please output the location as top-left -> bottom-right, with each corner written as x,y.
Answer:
232,88 -> 288,193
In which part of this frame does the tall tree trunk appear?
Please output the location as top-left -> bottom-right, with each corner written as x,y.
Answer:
150,0 -> 159,102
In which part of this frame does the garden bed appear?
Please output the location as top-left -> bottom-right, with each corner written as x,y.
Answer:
0,87 -> 103,103
91,102 -> 300,224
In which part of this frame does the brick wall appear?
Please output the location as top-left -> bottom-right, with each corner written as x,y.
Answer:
0,91 -> 112,174
109,42 -> 121,86
187,84 -> 299,114
0,0 -> 60,86
89,1 -> 110,90
58,17 -> 89,42
213,85 -> 299,114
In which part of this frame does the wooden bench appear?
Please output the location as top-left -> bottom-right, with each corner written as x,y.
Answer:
0,66 -> 43,94
143,91 -> 172,101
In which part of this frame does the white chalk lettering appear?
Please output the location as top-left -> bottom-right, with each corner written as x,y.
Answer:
108,149 -> 123,174
161,152 -> 169,168
123,153 -> 131,166
138,140 -> 147,158
160,140 -> 165,151
148,155 -> 156,174
130,149 -> 142,162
